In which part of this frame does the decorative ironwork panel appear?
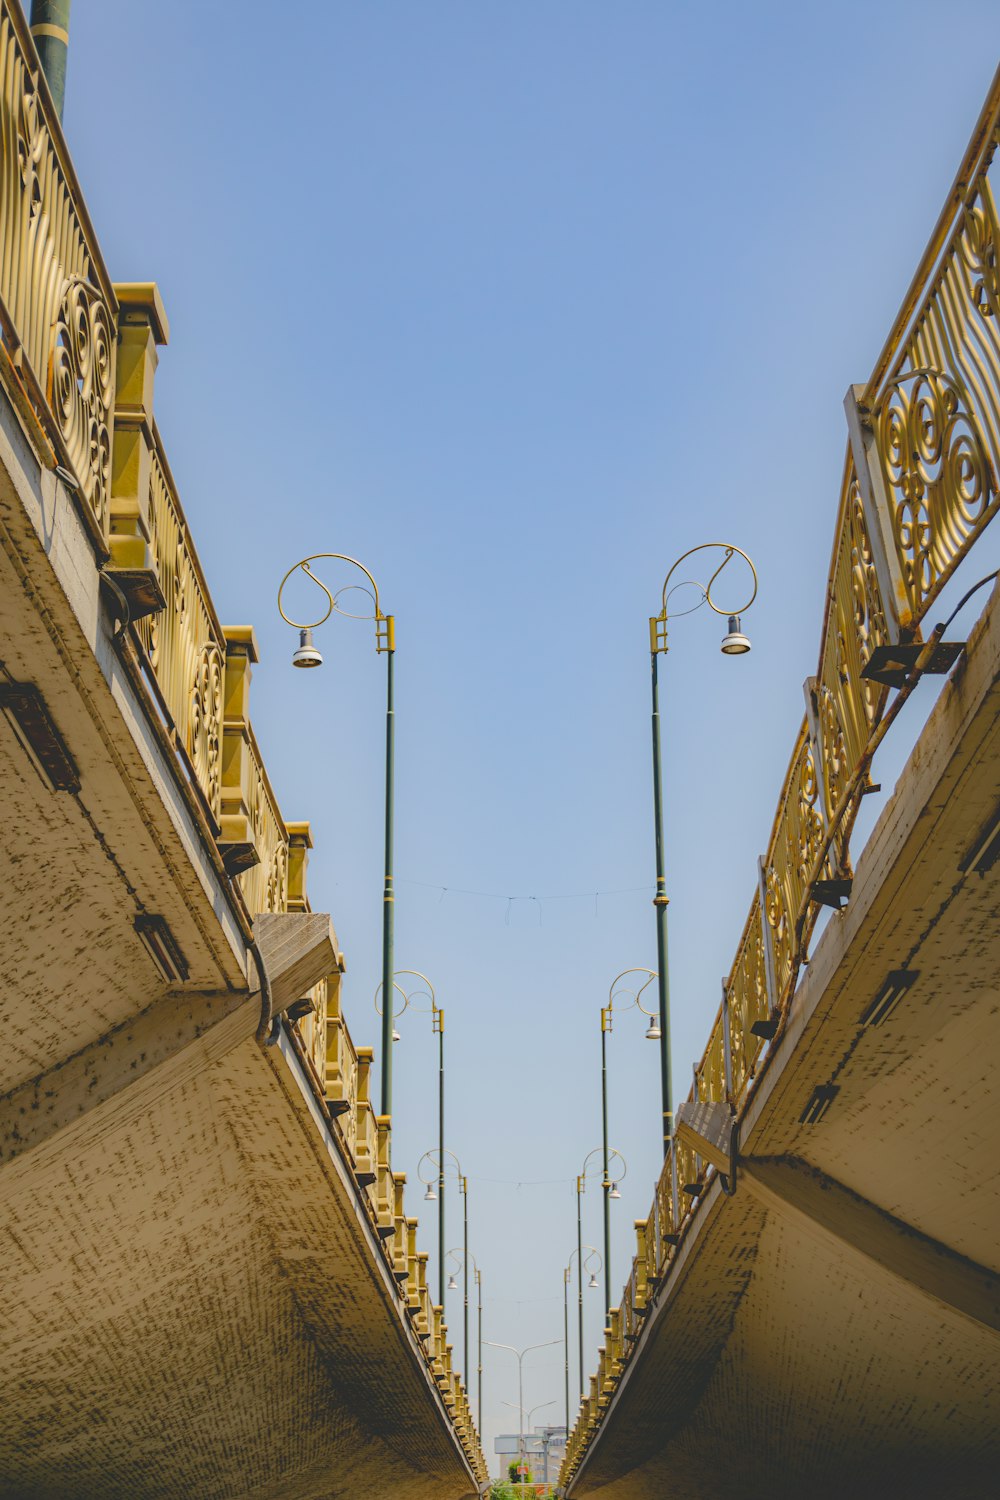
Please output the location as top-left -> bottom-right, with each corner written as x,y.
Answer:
0,4 -> 116,527
695,1012 -> 727,1104
815,457 -> 890,827
237,726 -> 289,917
866,151 -> 1000,619
761,726 -> 826,999
674,1131 -> 700,1217
726,896 -> 770,1106
654,1155 -> 675,1273
134,439 -> 227,820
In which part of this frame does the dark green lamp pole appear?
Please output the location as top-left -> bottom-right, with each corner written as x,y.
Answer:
279,554 -> 396,1116
384,973 -> 444,1302
649,543 -> 757,1158
30,0 -> 70,120
600,969 -> 658,1314
565,1243 -> 601,1409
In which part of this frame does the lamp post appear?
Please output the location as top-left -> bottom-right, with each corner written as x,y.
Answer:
648,543 -> 757,1157
278,554 -> 396,1115
577,1146 -> 625,1346
563,1245 -> 601,1427
600,969 -> 658,1314
377,970 -> 444,1303
446,1240 -> 475,1407
475,1266 -> 483,1435
502,1400 -> 555,1479
420,1147 -> 466,1361
486,1338 -> 561,1488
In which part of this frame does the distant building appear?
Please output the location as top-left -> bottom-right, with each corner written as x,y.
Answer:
495,1425 -> 567,1483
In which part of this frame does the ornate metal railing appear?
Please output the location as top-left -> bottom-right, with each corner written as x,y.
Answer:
0,1 -> 116,535
562,64 -> 1000,1491
134,431 -> 227,821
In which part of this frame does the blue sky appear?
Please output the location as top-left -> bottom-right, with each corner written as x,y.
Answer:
63,1 -> 998,1470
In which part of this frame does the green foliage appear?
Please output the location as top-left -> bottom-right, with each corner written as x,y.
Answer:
507,1459 -> 533,1484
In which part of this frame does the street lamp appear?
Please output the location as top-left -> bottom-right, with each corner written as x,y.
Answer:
576,1147 -> 625,1381
447,1253 -> 483,1435
599,968 -> 657,1314
486,1338 -> 561,1487
648,543 -> 757,1156
563,1246 -> 601,1428
376,970 -> 444,1303
502,1400 -> 555,1481
444,1239 -> 476,1410
419,1148 -> 467,1361
278,553 -> 396,1116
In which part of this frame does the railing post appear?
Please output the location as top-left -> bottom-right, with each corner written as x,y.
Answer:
844,386 -> 910,641
108,284 -> 169,612
285,822 -> 312,912
756,858 -> 780,1020
634,1220 -> 648,1310
219,627 -> 261,862
721,978 -> 734,1101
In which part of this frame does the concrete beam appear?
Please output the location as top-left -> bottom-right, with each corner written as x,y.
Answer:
742,1156 -> 1000,1336
254,910 -> 339,1021
0,987 -> 258,1172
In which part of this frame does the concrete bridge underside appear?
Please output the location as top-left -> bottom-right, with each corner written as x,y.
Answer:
567,583 -> 1000,1499
0,372 -> 477,1498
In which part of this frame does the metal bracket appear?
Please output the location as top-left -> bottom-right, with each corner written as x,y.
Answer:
861,639 -> 964,688
376,613 -> 396,654
649,614 -> 669,655
810,876 -> 853,910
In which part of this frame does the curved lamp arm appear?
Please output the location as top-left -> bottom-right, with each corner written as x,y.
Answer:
566,1244 -> 603,1276
579,1146 -> 626,1189
418,1147 -> 463,1187
658,542 -> 757,621
375,970 -> 439,1027
278,552 -> 384,628
605,967 -> 658,1027
446,1247 -> 478,1274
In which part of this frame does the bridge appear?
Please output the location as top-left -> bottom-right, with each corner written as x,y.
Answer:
0,4 -> 484,1495
560,65 -> 1000,1500
1,5 -> 998,1497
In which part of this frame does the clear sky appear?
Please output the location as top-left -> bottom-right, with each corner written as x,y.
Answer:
62,0 -> 998,1473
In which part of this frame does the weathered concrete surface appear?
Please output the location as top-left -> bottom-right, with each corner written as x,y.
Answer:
0,1026 -> 476,1500
567,582 -> 1000,1499
0,372 -> 478,1497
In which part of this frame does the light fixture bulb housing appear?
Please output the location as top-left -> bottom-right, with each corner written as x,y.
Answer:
588,1273 -> 598,1289
720,615 -> 751,655
292,627 -> 323,668
392,1028 -> 401,1042
448,1275 -> 457,1290
645,1021 -> 661,1041
610,1185 -> 621,1200
424,1184 -> 436,1201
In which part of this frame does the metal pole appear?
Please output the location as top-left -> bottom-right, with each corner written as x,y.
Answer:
463,1178 -> 469,1387
563,1271 -> 570,1431
601,1016 -> 612,1316
29,1 -> 70,120
518,1350 -> 524,1487
477,1271 -> 483,1436
576,1179 -> 584,1400
650,647 -> 673,1158
381,645 -> 395,1118
438,1018 -> 445,1308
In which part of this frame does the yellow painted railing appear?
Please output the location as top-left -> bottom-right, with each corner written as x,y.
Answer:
0,1 -> 117,535
134,430 -> 227,822
562,64 -> 1000,1491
